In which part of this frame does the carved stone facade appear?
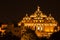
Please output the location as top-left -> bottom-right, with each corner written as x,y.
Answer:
18,6 -> 59,38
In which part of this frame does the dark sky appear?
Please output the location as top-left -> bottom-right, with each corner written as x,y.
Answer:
0,0 -> 59,24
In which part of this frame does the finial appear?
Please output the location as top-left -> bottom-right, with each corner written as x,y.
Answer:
49,13 -> 51,16
26,13 -> 28,17
37,6 -> 40,11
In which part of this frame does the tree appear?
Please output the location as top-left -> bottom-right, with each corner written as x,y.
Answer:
21,28 -> 39,40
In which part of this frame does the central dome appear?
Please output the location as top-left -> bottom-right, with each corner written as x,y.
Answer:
30,6 -> 47,18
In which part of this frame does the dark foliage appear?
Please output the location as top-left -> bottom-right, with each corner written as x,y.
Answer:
49,31 -> 60,40
0,32 -> 20,40
21,28 -> 40,40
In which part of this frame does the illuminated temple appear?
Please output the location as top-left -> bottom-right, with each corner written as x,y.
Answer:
18,6 -> 59,38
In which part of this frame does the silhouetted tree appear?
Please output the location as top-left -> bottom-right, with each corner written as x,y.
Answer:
21,28 -> 39,40
49,31 -> 60,40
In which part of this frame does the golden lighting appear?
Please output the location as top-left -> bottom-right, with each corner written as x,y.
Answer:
0,27 -> 5,34
18,6 -> 60,38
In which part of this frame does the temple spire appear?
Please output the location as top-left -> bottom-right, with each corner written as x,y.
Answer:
49,13 -> 51,17
26,13 -> 28,17
37,6 -> 40,11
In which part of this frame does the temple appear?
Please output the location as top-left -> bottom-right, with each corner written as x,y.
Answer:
18,6 -> 59,38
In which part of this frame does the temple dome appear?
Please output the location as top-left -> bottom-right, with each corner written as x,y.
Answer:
30,6 -> 47,18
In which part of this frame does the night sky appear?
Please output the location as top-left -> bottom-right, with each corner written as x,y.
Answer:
0,0 -> 59,24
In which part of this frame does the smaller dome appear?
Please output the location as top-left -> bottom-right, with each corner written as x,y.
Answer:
23,14 -> 31,20
47,14 -> 54,20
